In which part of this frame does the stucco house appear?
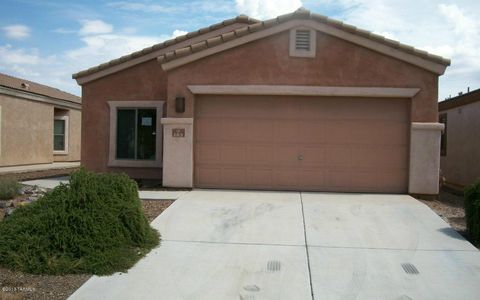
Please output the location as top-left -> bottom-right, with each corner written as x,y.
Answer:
439,88 -> 480,191
0,73 -> 81,167
73,8 -> 450,195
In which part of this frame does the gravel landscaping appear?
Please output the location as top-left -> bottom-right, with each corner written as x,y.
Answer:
0,197 -> 173,300
420,189 -> 466,235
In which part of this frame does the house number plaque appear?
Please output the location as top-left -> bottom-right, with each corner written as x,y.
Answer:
172,128 -> 185,138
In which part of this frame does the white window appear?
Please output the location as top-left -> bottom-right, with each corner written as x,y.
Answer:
54,116 -> 69,154
289,27 -> 316,58
108,101 -> 164,168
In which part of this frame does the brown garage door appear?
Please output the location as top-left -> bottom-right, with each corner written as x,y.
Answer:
194,95 -> 409,193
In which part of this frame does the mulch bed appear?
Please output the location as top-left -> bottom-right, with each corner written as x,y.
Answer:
0,199 -> 173,300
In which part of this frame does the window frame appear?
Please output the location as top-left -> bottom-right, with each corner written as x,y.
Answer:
289,27 -> 316,58
108,101 -> 164,168
53,115 -> 69,155
439,113 -> 447,156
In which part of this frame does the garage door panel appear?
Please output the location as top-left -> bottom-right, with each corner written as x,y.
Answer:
324,147 -> 352,167
273,169 -> 299,187
195,95 -> 409,193
247,168 -> 274,187
246,145 -> 273,164
222,119 -> 252,142
195,118 -> 222,141
247,120 -> 274,142
196,144 -> 221,163
302,147 -> 326,165
222,168 -> 247,186
301,170 -> 326,187
196,167 -> 221,186
220,145 -> 246,163
273,145 -> 300,165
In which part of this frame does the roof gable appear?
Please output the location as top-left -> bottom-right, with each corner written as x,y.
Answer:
0,72 -> 81,104
73,15 -> 258,84
158,8 -> 450,75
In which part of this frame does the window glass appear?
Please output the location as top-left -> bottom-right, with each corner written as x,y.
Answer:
137,109 -> 156,160
54,119 -> 65,151
116,109 -> 136,159
116,108 -> 156,160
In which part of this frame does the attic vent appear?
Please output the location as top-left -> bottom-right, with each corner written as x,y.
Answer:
21,82 -> 30,89
295,29 -> 311,51
289,28 -> 316,58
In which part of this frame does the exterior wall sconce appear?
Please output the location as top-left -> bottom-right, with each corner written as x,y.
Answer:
175,97 -> 185,113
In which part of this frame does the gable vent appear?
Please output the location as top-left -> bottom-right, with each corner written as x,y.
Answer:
295,29 -> 311,51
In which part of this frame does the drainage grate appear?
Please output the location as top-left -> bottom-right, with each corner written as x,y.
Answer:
401,263 -> 419,275
267,260 -> 281,272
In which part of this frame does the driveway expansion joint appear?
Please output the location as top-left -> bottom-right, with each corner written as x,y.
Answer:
300,192 -> 315,300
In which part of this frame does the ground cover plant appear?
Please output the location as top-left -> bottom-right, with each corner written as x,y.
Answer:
0,169 -> 159,275
465,180 -> 480,247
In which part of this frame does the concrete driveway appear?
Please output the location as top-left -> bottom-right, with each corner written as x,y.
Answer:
70,191 -> 480,300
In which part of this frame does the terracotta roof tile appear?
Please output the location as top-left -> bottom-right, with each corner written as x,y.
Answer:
73,15 -> 258,79
221,31 -> 236,42
206,36 -> 223,47
234,26 -> 250,37
0,72 -> 81,104
158,8 -> 450,67
76,8 -> 451,79
191,41 -> 208,52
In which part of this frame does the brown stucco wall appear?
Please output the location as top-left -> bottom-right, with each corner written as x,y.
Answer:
0,94 -> 53,166
166,30 -> 439,122
81,59 -> 167,178
80,28 -> 440,179
53,108 -> 81,162
440,100 -> 480,187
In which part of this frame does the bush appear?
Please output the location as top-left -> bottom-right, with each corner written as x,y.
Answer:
465,180 -> 480,247
0,169 -> 159,275
0,178 -> 21,200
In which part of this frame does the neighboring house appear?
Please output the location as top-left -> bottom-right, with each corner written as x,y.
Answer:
73,8 -> 450,195
0,73 -> 81,167
438,88 -> 480,191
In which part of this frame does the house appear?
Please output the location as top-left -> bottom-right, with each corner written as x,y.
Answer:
438,88 -> 480,191
73,8 -> 450,195
0,73 -> 81,167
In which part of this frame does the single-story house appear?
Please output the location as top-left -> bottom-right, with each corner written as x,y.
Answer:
439,88 -> 480,191
73,8 -> 450,195
0,73 -> 81,167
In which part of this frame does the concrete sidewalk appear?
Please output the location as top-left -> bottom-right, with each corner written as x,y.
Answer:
0,162 -> 79,175
69,191 -> 480,300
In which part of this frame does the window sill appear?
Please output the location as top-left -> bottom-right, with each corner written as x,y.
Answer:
54,151 -> 68,155
108,159 -> 162,168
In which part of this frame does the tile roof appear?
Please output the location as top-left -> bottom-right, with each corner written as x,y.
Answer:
438,88 -> 480,111
158,8 -> 451,67
72,15 -> 258,79
0,72 -> 81,104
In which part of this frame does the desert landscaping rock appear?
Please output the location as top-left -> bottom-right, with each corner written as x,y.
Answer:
0,200 -> 13,208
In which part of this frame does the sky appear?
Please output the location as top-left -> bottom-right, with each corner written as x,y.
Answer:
0,0 -> 479,100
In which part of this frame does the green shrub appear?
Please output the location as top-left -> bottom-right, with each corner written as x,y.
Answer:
0,178 -> 21,200
0,169 -> 159,275
465,180 -> 480,247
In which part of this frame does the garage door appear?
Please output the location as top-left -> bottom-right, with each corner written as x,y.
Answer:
194,95 -> 409,193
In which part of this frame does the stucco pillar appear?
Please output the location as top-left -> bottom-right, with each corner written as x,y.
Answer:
161,118 -> 193,187
408,122 -> 445,195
